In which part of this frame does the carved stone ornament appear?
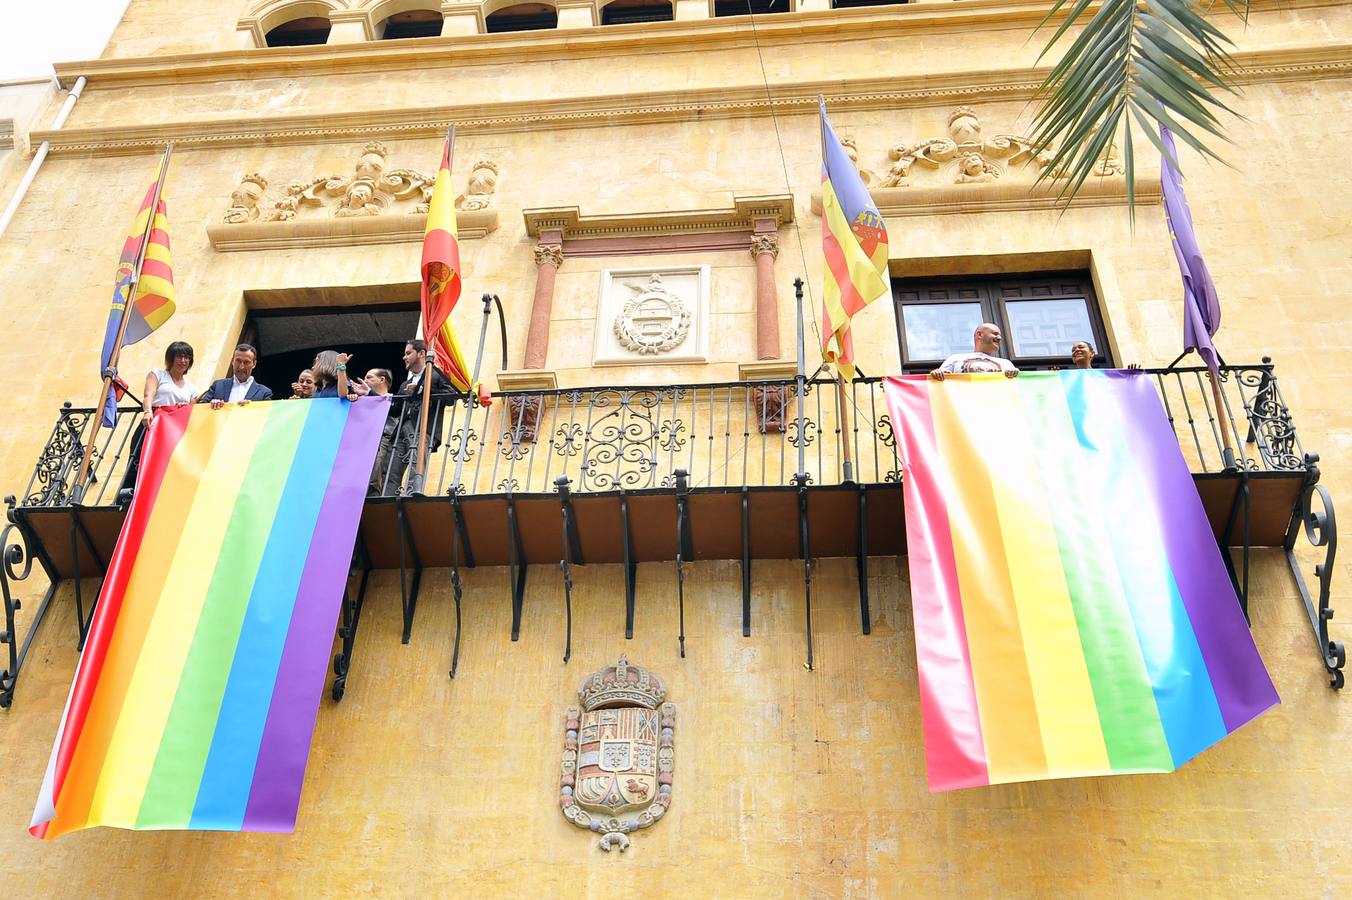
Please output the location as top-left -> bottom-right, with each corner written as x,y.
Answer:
560,656 -> 674,852
534,243 -> 564,268
880,106 -> 1055,188
220,141 -> 501,224
749,233 -> 779,259
612,274 -> 692,356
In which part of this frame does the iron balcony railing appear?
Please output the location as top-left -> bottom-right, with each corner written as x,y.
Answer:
19,361 -> 1309,508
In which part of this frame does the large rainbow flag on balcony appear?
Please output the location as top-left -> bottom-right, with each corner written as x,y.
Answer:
31,397 -> 387,838
883,370 -> 1278,792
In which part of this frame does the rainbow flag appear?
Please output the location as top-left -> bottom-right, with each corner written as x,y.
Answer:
31,397 -> 388,838
883,371 -> 1278,791
820,99 -> 889,381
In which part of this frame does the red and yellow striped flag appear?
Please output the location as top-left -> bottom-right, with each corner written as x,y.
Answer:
421,132 -> 484,402
101,173 -> 176,424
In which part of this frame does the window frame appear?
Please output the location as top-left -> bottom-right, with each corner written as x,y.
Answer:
892,271 -> 1111,372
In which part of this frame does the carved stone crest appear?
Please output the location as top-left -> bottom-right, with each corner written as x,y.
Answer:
612,274 -> 692,356
881,106 -> 1054,187
560,656 -> 674,852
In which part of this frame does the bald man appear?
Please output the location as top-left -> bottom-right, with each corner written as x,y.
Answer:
929,323 -> 1020,381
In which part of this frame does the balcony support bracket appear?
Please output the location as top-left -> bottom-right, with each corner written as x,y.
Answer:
448,493 -> 469,679
620,490 -> 637,640
675,469 -> 692,658
507,495 -> 528,642
557,476 -> 582,665
857,485 -> 871,635
1285,454 -> 1345,689
0,499 -> 59,709
331,534 -> 371,703
741,487 -> 751,638
794,472 -> 814,672
395,499 -> 424,645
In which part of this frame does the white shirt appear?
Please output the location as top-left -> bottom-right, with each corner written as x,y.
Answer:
150,368 -> 198,407
935,352 -> 1017,375
228,376 -> 255,403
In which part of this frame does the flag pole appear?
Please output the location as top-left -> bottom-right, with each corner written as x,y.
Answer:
71,143 -> 174,504
452,294 -> 495,494
818,96 -> 855,483
1208,370 -> 1237,469
412,123 -> 455,493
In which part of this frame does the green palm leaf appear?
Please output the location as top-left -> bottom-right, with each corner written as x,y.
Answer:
1031,0 -> 1248,214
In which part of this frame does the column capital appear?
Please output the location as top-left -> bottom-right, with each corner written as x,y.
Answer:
750,233 -> 779,260
534,243 -> 564,267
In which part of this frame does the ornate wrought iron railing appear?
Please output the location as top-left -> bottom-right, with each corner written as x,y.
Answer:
15,362 -> 1311,507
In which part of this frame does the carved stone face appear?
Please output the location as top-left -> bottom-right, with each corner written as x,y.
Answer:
230,182 -> 262,209
960,154 -> 985,176
347,183 -> 373,206
468,164 -> 497,194
355,150 -> 385,180
950,111 -> 981,145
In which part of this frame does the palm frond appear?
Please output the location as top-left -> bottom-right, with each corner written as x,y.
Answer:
1031,0 -> 1249,215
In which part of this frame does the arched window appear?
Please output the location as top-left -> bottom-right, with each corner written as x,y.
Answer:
485,2 -> 559,32
264,16 -> 332,46
380,9 -> 445,38
601,0 -> 674,24
713,0 -> 789,17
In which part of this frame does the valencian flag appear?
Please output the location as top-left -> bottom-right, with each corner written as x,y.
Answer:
820,99 -> 890,381
101,178 -> 177,425
883,371 -> 1277,791
421,131 -> 487,404
1160,126 -> 1221,374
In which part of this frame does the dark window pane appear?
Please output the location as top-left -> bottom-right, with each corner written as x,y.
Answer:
265,17 -> 332,47
382,10 -> 444,39
1005,298 -> 1093,358
901,302 -> 983,361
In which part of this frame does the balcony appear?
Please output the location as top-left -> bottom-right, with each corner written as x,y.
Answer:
1,361 -> 1341,706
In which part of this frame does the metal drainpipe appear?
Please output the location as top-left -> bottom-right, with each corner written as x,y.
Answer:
0,75 -> 87,238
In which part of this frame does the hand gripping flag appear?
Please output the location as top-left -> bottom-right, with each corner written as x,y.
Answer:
820,100 -> 890,381
1160,126 -> 1221,374
101,178 -> 176,425
421,132 -> 487,405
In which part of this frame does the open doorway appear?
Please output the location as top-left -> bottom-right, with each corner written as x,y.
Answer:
239,299 -> 420,398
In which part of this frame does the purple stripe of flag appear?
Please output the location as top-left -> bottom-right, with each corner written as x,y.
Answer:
1107,371 -> 1280,730
241,397 -> 389,831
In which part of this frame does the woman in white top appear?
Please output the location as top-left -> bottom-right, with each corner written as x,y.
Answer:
141,340 -> 198,425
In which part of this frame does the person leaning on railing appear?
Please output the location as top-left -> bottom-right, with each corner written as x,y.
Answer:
1070,340 -> 1140,371
119,340 -> 198,500
929,323 -> 1020,381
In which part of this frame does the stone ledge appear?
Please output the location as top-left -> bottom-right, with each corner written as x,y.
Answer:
524,194 -> 794,239
206,208 -> 499,251
810,176 -> 1162,218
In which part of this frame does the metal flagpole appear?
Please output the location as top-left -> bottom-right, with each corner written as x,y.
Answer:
451,294 -> 495,494
794,278 -> 807,480
817,97 -> 855,483
71,143 -> 174,504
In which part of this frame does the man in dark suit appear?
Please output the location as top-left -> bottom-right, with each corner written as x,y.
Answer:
200,343 -> 274,407
382,339 -> 452,495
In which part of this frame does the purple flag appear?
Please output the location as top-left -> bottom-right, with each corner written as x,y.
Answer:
1160,126 -> 1221,372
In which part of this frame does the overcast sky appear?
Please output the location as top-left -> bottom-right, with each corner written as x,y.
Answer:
0,0 -> 131,81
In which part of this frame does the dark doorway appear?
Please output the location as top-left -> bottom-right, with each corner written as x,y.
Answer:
240,304 -> 420,398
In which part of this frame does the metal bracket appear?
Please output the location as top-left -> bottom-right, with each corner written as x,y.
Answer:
507,494 -> 528,642
620,490 -> 637,640
857,485 -> 871,635
331,535 -> 372,703
675,469 -> 692,658
794,472 -> 814,671
0,498 -> 58,709
557,476 -> 582,665
1284,454 -> 1345,688
68,505 -> 106,649
449,492 -> 469,679
741,487 -> 751,637
1220,467 -> 1253,622
395,499 -> 424,645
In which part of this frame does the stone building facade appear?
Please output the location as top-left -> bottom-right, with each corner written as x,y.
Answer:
0,0 -> 1349,894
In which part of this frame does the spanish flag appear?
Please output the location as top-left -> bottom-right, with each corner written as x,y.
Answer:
819,100 -> 890,381
101,173 -> 176,425
421,130 -> 485,403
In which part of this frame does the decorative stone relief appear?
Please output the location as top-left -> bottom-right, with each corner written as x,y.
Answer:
534,243 -> 564,268
593,266 -> 709,366
839,136 -> 875,187
560,656 -> 674,852
880,106 -> 1054,188
749,233 -> 779,259
219,141 -> 500,224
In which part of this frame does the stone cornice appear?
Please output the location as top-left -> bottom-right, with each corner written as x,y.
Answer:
32,43 -> 1352,158
205,207 -> 499,251
51,0 -> 1343,90
811,176 -> 1162,218
523,194 -> 794,240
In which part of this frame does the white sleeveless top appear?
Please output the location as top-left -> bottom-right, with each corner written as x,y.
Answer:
150,368 -> 198,407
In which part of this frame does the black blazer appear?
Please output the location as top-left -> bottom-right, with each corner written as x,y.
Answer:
395,367 -> 453,451
200,378 -> 273,403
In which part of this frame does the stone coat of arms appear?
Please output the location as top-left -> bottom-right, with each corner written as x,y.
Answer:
560,656 -> 674,851
612,273 -> 692,355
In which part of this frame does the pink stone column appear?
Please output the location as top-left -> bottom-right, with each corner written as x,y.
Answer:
750,231 -> 781,361
523,240 -> 563,370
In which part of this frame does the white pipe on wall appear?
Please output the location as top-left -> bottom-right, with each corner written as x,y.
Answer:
0,75 -> 87,238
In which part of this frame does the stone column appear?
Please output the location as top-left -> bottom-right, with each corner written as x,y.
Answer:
750,232 -> 781,361
327,12 -> 373,43
524,241 -> 563,370
440,1 -> 483,35
556,0 -> 597,28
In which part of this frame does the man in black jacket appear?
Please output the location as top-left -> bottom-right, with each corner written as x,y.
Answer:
200,343 -> 274,407
381,339 -> 452,495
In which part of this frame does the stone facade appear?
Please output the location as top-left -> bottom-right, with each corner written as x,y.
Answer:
0,0 -> 1350,895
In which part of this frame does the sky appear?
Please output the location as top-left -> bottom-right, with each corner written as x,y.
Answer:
0,0 -> 131,80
